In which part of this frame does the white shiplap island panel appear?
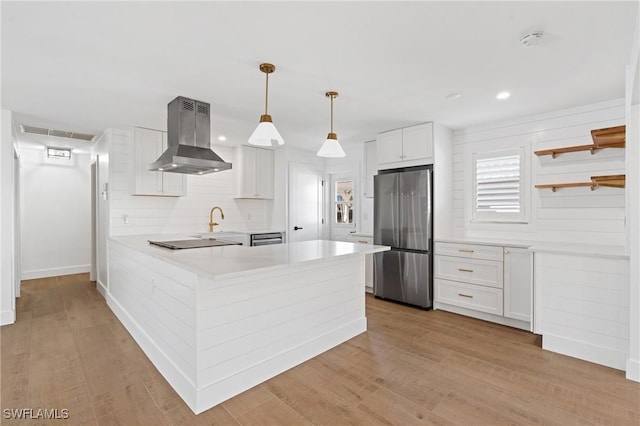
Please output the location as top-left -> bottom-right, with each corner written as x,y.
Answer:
107,236 -> 389,414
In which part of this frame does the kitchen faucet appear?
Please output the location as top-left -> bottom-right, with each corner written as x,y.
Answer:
209,206 -> 224,232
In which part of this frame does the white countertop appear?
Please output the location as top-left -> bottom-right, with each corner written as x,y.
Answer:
528,242 -> 628,259
435,237 -> 533,249
436,237 -> 628,259
110,235 -> 389,280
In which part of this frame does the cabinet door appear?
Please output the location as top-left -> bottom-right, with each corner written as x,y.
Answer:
503,247 -> 532,323
376,129 -> 402,165
133,127 -> 163,195
402,123 -> 433,162
160,131 -> 187,196
255,147 -> 274,199
237,146 -> 258,197
364,141 -> 376,198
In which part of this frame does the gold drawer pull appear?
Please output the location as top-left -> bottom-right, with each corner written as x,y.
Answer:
458,268 -> 474,273
459,249 -> 474,253
458,293 -> 474,298
357,240 -> 369,244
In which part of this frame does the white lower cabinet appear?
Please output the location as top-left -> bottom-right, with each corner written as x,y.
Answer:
347,234 -> 374,293
503,247 -> 533,322
435,280 -> 503,316
434,241 -> 532,330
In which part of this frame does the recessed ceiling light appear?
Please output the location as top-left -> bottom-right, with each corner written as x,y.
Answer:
218,136 -> 227,141
446,93 -> 462,100
496,91 -> 511,100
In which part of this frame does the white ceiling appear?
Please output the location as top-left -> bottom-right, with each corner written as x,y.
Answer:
2,1 -> 638,153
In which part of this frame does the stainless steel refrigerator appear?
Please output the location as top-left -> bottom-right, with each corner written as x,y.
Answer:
373,166 -> 433,309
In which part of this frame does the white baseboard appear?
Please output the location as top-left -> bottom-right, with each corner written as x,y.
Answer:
106,293 -> 198,410
435,302 -> 531,331
542,333 -> 626,371
22,264 -> 90,280
1,309 -> 15,326
195,318 -> 366,414
626,358 -> 640,382
96,280 -> 107,299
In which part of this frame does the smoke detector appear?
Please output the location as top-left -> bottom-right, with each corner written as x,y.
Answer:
520,31 -> 544,47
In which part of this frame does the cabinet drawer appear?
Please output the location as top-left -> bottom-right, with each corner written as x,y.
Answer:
434,256 -> 503,289
435,242 -> 503,262
435,279 -> 504,316
348,235 -> 373,244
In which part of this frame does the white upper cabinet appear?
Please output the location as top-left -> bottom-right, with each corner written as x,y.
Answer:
132,127 -> 186,197
363,140 -> 377,198
234,145 -> 274,199
376,123 -> 434,170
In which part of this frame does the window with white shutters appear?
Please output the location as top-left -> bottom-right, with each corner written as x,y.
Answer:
472,149 -> 526,223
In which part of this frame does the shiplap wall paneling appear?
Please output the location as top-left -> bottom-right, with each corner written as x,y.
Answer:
108,129 -> 269,236
536,252 -> 629,370
452,99 -> 625,246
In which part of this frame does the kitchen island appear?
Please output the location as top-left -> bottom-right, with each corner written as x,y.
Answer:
107,235 -> 389,414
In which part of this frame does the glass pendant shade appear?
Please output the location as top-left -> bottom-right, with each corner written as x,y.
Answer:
249,63 -> 285,146
248,115 -> 284,146
317,133 -> 345,157
317,91 -> 345,157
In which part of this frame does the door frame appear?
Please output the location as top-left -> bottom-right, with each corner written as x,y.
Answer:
328,171 -> 357,241
90,161 -> 97,282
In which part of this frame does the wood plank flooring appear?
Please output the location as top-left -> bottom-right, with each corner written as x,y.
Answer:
2,273 -> 638,425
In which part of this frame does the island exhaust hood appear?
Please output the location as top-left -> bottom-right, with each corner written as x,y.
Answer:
149,96 -> 232,175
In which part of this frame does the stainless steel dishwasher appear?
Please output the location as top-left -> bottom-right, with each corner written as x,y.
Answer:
250,232 -> 284,246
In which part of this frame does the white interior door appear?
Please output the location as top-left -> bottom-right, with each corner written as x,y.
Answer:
288,162 -> 323,242
330,173 -> 356,241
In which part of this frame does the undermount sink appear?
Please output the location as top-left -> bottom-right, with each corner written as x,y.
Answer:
148,239 -> 241,250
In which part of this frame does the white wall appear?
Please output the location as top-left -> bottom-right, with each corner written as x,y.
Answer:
108,129 -> 271,236
0,110 -> 17,325
453,99 -> 626,246
19,148 -> 91,280
625,10 -> 640,382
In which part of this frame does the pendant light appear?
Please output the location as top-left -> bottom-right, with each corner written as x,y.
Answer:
248,63 -> 285,146
317,91 -> 345,157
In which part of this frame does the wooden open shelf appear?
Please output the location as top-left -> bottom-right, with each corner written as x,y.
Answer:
591,174 -> 625,188
535,174 -> 626,192
591,125 -> 625,147
534,125 -> 625,158
535,182 -> 595,192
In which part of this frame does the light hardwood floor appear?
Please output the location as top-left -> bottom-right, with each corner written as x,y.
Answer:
2,274 -> 639,425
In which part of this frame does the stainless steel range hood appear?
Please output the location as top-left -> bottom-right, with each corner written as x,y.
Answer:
150,96 -> 232,175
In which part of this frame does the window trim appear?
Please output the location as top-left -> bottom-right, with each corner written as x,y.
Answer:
471,147 -> 529,224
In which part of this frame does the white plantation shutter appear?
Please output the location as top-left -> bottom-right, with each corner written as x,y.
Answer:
473,150 -> 525,222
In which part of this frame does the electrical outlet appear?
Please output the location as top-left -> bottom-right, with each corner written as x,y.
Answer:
122,214 -> 129,224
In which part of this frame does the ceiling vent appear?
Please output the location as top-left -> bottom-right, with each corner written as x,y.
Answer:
20,125 -> 95,141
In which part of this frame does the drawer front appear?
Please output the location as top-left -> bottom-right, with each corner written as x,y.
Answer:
435,242 -> 503,262
434,256 -> 503,289
349,235 -> 373,244
435,279 -> 504,316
